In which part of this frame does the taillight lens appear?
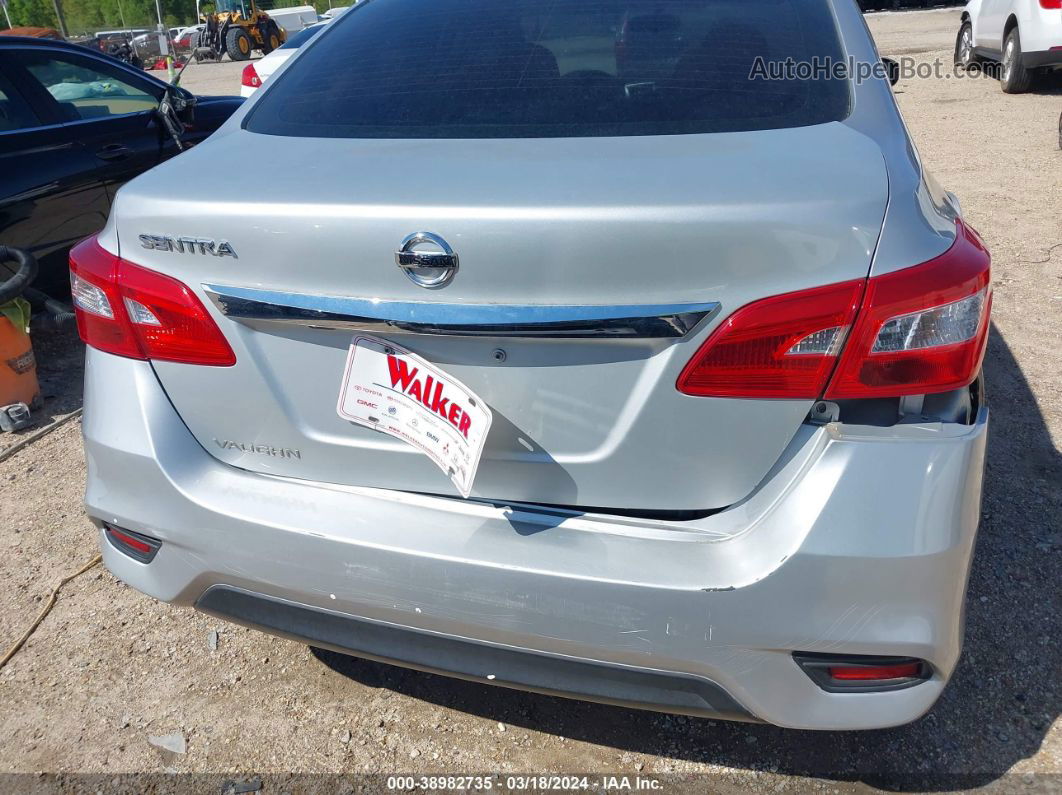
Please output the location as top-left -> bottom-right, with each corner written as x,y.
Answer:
241,63 -> 261,88
1039,0 -> 1060,10
676,280 -> 864,399
825,221 -> 990,399
69,236 -> 236,366
677,220 -> 990,401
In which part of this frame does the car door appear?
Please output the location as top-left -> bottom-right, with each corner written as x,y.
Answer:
5,46 -> 168,203
0,53 -> 111,297
975,0 -> 1010,52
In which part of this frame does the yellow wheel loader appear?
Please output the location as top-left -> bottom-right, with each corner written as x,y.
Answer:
198,0 -> 286,62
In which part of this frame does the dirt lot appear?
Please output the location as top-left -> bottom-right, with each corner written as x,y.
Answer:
1,8 -> 1059,792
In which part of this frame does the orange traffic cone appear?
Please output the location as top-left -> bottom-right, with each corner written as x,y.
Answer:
0,247 -> 40,424
0,300 -> 39,408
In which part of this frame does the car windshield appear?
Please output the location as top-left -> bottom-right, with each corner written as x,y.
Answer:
216,0 -> 248,14
245,0 -> 851,139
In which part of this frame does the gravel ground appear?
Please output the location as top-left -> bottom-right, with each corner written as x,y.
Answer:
1,9 -> 1059,793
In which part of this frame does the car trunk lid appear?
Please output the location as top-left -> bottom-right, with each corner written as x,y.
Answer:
117,124 -> 888,511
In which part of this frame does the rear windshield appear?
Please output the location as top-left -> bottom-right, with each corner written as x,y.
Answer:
245,0 -> 851,139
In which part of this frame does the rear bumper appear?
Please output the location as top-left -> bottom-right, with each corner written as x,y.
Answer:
84,350 -> 989,730
1023,50 -> 1062,70
197,585 -> 758,722
1018,13 -> 1062,66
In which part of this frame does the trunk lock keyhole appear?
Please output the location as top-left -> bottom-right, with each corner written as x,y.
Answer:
491,348 -> 507,363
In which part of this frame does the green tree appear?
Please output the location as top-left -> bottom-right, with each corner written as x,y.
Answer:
59,0 -> 197,34
8,0 -> 58,28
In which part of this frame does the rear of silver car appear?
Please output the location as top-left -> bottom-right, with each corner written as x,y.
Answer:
75,0 -> 990,730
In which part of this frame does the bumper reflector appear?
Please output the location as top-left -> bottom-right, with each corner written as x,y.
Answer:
793,652 -> 930,692
829,661 -> 923,681
104,524 -> 161,563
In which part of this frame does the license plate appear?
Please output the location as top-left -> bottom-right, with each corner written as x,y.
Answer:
336,336 -> 493,498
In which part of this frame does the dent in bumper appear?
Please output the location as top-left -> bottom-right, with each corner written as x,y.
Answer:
84,350 -> 988,730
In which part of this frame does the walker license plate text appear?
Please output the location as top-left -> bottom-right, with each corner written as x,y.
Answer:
337,336 -> 493,497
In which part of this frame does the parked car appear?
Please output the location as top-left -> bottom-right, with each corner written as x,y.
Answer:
319,5 -> 353,20
240,21 -> 325,96
174,25 -> 206,51
955,0 -> 1062,92
131,29 -> 182,61
72,0 -> 991,731
92,29 -> 150,50
0,36 -> 242,296
75,30 -> 147,61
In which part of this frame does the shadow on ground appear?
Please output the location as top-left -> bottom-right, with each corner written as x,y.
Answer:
29,324 -> 84,421
314,325 -> 1060,790
947,61 -> 1062,96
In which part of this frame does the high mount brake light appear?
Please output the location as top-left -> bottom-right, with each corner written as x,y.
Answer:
69,236 -> 236,366
677,221 -> 990,400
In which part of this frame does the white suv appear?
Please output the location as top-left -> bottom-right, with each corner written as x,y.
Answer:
956,0 -> 1062,92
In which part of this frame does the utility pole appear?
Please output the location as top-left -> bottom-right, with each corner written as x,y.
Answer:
51,0 -> 68,37
1,0 -> 12,31
154,0 -> 175,82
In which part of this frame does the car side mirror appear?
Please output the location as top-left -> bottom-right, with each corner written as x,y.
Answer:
882,57 -> 900,87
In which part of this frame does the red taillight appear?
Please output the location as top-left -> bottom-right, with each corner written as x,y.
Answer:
828,662 -> 923,681
825,221 -> 991,399
1039,0 -> 1060,10
676,280 -> 864,399
69,236 -> 236,366
677,220 -> 990,401
241,63 -> 261,88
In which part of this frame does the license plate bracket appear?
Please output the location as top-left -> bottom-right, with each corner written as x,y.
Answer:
337,335 -> 493,497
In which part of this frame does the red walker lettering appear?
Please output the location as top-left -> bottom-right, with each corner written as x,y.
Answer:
387,355 -> 473,438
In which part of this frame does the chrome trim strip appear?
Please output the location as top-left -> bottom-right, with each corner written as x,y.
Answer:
203,284 -> 719,339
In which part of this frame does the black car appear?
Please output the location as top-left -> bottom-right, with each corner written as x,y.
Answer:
0,37 -> 242,296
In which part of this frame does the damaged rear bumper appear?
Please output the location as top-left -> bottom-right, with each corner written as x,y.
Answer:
84,350 -> 988,730
196,585 -> 759,722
